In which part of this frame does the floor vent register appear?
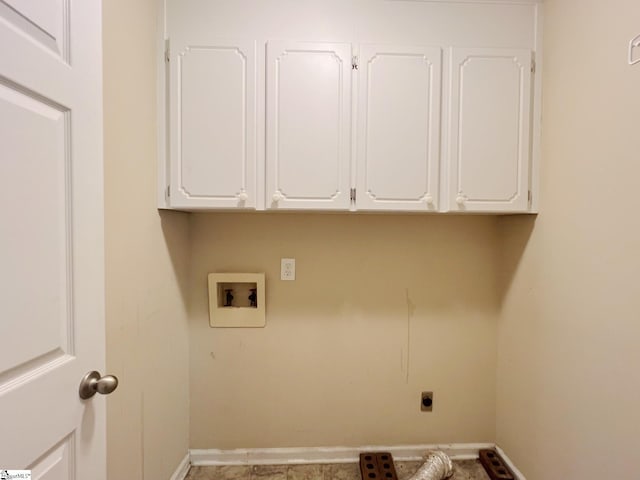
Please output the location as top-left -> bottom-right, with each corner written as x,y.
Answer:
359,452 -> 399,480
479,449 -> 515,480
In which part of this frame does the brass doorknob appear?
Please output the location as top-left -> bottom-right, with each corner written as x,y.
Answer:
79,371 -> 119,399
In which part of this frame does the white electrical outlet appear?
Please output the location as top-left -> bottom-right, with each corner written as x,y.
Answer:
281,258 -> 295,281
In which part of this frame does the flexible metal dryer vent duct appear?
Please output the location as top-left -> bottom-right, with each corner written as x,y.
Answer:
407,451 -> 454,480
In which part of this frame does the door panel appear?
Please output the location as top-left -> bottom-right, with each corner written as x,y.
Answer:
0,83 -> 71,376
0,0 -> 69,61
357,44 -> 441,211
170,38 -> 257,209
29,435 -> 74,480
0,2 -> 105,477
266,41 -> 352,210
448,47 -> 531,212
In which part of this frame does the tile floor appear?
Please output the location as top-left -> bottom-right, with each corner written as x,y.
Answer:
185,460 -> 490,480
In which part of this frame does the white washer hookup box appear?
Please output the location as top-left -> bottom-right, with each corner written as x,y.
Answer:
207,273 -> 266,328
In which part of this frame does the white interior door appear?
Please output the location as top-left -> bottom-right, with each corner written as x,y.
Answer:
356,44 -> 442,211
0,1 -> 107,478
448,47 -> 531,212
266,41 -> 352,211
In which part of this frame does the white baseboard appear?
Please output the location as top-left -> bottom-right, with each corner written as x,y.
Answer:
495,446 -> 526,480
169,453 -> 191,480
190,443 -> 495,466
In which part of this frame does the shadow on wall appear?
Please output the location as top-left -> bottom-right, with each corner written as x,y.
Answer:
189,213 -> 502,319
159,209 -> 192,308
497,215 -> 536,307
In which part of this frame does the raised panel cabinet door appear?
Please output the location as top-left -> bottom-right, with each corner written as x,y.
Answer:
356,45 -> 442,212
266,41 -> 352,210
169,38 -> 257,209
448,47 -> 532,212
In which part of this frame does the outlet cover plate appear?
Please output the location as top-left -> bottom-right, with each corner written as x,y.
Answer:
281,258 -> 295,281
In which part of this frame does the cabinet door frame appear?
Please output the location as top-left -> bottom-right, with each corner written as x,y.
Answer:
447,47 -> 532,213
266,40 -> 353,211
356,44 -> 442,212
167,36 -> 258,209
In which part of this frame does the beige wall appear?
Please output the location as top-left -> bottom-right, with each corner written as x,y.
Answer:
103,1 -> 191,479
189,214 -> 500,448
496,0 -> 640,478
102,0 -> 640,472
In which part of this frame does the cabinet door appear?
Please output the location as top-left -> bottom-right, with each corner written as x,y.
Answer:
266,41 -> 352,210
448,48 -> 532,212
356,45 -> 442,211
169,38 -> 257,209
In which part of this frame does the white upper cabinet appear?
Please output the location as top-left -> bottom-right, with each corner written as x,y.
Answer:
356,45 -> 442,212
161,1 -> 542,214
447,47 -> 532,213
168,38 -> 257,209
266,41 -> 352,211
